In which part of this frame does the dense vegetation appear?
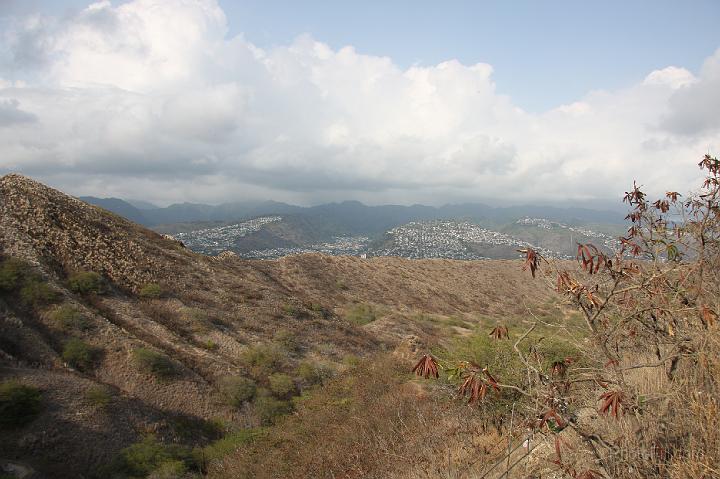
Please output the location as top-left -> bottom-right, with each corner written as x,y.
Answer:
0,380 -> 42,429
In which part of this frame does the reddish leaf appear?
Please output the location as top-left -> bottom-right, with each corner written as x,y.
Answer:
701,305 -> 717,327
412,354 -> 439,379
488,324 -> 509,340
519,248 -> 541,278
599,390 -> 625,419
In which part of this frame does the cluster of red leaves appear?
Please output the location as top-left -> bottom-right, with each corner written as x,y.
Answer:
519,248 -> 541,278
488,324 -> 509,340
556,271 -> 581,294
619,236 -> 643,256
699,154 -> 720,188
557,270 -> 601,308
623,181 -> 646,207
553,436 -> 603,479
700,305 -> 718,327
554,435 -> 573,463
574,469 -> 604,479
537,408 -> 567,430
411,354 -> 439,379
598,390 -> 624,419
652,199 -> 670,213
458,367 -> 500,404
577,243 -> 608,275
551,360 -> 568,378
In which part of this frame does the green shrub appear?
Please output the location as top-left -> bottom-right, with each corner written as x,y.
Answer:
345,303 -> 377,325
273,329 -> 299,353
441,333 -> 527,406
194,429 -> 262,465
183,307 -> 212,333
218,376 -> 256,408
62,338 -> 98,370
0,257 -> 30,291
268,373 -> 295,398
132,348 -> 177,378
443,316 -> 472,329
68,271 -> 104,295
253,394 -> 293,425
114,435 -> 193,477
139,283 -> 163,299
536,337 -> 582,370
0,380 -> 42,428
342,354 -> 361,367
281,304 -> 310,320
172,416 -> 225,442
240,343 -> 286,378
296,361 -> 335,386
202,339 -> 218,351
50,304 -> 92,331
85,385 -> 112,409
148,460 -> 187,479
20,279 -> 58,307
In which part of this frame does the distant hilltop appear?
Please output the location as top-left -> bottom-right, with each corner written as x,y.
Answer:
79,194 -> 626,229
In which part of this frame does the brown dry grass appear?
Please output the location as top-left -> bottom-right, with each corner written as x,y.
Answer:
211,355 -> 508,479
0,175 -> 564,477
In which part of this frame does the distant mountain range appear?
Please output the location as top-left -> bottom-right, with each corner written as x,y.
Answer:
79,196 -> 627,231
78,195 -> 628,261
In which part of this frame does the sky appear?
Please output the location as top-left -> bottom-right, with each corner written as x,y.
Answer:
0,0 -> 719,206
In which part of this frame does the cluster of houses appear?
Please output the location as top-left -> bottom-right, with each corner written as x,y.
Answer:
516,217 -> 620,252
176,216 -> 621,261
174,216 -> 282,255
241,236 -> 371,259
374,221 -> 557,260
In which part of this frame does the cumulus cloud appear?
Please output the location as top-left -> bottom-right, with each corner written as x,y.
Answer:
659,50 -> 720,135
0,0 -> 718,206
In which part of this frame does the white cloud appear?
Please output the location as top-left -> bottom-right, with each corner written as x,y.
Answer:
0,0 -> 718,206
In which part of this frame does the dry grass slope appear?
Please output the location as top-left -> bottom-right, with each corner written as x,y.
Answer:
0,174 -> 556,478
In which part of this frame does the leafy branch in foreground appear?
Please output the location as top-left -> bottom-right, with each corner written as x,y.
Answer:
411,156 -> 720,477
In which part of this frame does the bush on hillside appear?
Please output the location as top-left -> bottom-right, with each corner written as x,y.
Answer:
84,385 -> 112,409
171,416 -> 225,442
273,329 -> 300,353
50,304 -> 92,331
62,338 -> 98,371
253,394 -> 293,426
240,344 -> 287,378
182,307 -> 212,333
268,373 -> 295,398
296,361 -> 335,386
0,257 -> 31,291
193,429 -> 262,466
147,460 -> 188,479
0,379 -> 42,428
345,303 -> 377,325
20,279 -> 58,307
217,376 -> 257,408
68,271 -> 104,295
112,435 -> 193,478
139,283 -> 163,299
132,348 -> 178,379
281,304 -> 310,320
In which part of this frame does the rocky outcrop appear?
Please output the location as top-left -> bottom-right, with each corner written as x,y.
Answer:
0,174 -> 194,291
